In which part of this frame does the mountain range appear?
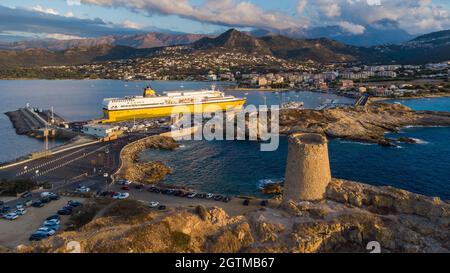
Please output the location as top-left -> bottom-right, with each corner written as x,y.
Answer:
0,29 -> 448,68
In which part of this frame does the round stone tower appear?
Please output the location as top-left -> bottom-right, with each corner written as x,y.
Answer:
283,133 -> 331,202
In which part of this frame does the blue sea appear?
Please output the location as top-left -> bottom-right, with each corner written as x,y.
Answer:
0,80 -> 449,199
143,96 -> 450,200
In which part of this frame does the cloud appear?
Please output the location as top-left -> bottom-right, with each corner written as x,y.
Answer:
45,33 -> 84,40
78,0 -> 302,30
32,5 -> 60,16
122,20 -> 143,30
67,0 -> 82,6
297,0 -> 450,34
0,5 -> 142,41
338,21 -> 366,34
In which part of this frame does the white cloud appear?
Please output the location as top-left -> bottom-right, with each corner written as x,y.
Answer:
67,0 -> 82,6
121,20 -> 143,30
338,21 -> 366,34
297,0 -> 450,34
32,5 -> 60,16
45,33 -> 84,40
79,0 -> 302,30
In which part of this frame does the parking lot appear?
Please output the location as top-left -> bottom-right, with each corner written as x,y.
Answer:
108,183 -> 277,217
0,197 -> 84,249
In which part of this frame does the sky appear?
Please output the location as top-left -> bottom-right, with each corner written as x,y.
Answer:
0,0 -> 449,41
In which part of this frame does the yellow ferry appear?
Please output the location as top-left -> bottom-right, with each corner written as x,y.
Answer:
102,85 -> 246,123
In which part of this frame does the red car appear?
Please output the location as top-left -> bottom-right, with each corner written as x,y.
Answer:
121,186 -> 130,191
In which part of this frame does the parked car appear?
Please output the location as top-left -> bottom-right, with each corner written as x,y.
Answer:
29,232 -> 49,241
148,201 -> 160,208
32,201 -> 44,208
15,208 -> 27,215
121,186 -> 130,191
68,200 -> 82,207
158,205 -> 167,210
260,200 -> 269,207
223,196 -> 232,203
0,201 -> 3,206
1,206 -> 11,213
243,199 -> 250,206
16,203 -> 24,209
213,195 -> 223,201
206,193 -> 214,199
46,215 -> 60,221
40,197 -> 50,204
44,219 -> 61,225
42,223 -> 60,231
21,191 -> 32,198
49,193 -> 60,201
40,192 -> 51,198
187,192 -> 197,199
57,209 -> 72,215
118,180 -> 132,185
197,193 -> 206,199
37,227 -> 55,236
24,200 -> 33,207
112,193 -> 129,200
76,186 -> 90,193
3,213 -> 19,220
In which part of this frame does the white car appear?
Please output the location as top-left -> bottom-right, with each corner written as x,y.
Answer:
148,201 -> 160,208
206,193 -> 214,199
44,219 -> 60,225
40,192 -> 51,198
112,192 -> 129,200
76,186 -> 90,193
187,192 -> 197,199
4,213 -> 19,220
15,208 -> 27,215
118,180 -> 131,185
103,173 -> 109,178
37,227 -> 56,236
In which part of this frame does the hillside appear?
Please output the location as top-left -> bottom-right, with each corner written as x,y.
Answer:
0,29 -> 448,68
0,32 -> 210,52
367,30 -> 450,64
0,45 -> 153,68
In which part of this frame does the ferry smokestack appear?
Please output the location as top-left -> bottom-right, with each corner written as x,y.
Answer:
283,133 -> 331,202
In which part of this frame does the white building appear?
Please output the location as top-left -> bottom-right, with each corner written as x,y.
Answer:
82,124 -> 120,138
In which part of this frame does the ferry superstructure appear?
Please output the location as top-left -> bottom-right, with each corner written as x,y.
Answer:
102,86 -> 246,122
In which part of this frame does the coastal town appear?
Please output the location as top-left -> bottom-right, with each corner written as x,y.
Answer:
35,57 -> 450,99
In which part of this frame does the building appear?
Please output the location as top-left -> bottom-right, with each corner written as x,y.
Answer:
82,124 -> 120,138
339,80 -> 354,90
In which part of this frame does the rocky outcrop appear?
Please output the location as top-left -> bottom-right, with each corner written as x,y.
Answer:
279,102 -> 450,146
117,136 -> 179,184
19,179 -> 449,253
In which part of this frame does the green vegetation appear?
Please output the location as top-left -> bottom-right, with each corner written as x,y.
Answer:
171,231 -> 191,249
0,67 -> 94,80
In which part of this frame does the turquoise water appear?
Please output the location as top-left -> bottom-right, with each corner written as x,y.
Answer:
143,97 -> 450,200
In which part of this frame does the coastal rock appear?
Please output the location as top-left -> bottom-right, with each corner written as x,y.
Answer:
117,136 -> 179,184
279,102 -> 450,145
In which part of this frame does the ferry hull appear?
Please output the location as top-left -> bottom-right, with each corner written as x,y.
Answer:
103,99 -> 246,123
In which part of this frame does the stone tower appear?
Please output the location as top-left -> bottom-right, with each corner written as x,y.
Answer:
283,133 -> 331,202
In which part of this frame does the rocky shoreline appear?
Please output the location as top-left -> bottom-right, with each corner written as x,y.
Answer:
279,102 -> 450,146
